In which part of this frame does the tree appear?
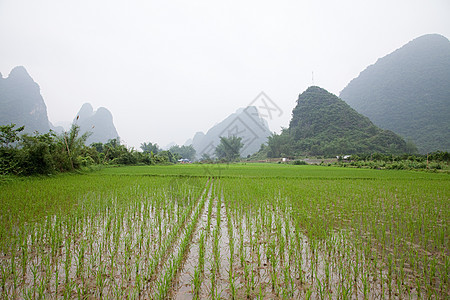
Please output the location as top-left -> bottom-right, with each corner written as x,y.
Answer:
266,131 -> 292,158
58,124 -> 91,170
140,142 -> 160,155
215,136 -> 244,162
90,142 -> 104,153
154,150 -> 177,164
169,145 -> 196,161
102,138 -> 128,164
0,123 -> 24,147
405,139 -> 418,154
19,132 -> 56,175
0,124 -> 25,174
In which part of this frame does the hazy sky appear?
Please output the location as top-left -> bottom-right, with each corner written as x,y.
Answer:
1,0 -> 449,149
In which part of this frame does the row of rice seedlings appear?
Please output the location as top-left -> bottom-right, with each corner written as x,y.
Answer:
143,179 -> 208,295
224,187 -> 237,299
168,181 -> 213,299
155,180 -> 210,299
191,186 -> 216,299
184,180 -> 218,299
188,180 -> 228,299
192,229 -> 206,298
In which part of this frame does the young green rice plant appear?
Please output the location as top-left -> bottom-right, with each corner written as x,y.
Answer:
250,264 -> 256,295
209,256 -> 217,299
239,218 -> 245,268
268,238 -> 278,296
0,263 -> 6,295
192,229 -> 206,298
30,261 -> 39,299
192,267 -> 201,299
20,239 -> 28,282
387,253 -> 393,298
199,231 -> 206,272
206,193 -> 214,236
224,203 -> 236,299
64,235 -> 72,286
242,257 -> 250,298
229,270 -> 236,299
209,203 -> 222,298
275,214 -> 285,264
55,265 -> 59,297
362,272 -> 369,299
283,264 -> 294,298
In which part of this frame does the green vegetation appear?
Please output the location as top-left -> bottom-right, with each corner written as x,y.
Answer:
139,141 -> 160,155
169,144 -> 196,161
335,152 -> 449,170
0,123 -> 90,175
0,124 -> 190,176
263,86 -> 410,158
0,164 -> 448,298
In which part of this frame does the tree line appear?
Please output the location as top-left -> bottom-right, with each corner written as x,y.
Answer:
0,124 -> 245,176
0,124 -> 190,175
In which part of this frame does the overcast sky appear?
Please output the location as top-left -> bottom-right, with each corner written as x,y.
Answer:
1,0 -> 449,149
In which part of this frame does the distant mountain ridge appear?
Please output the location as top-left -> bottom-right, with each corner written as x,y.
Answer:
0,66 -> 50,133
74,103 -> 119,145
0,66 -> 119,145
340,34 -> 450,153
267,86 -> 408,156
187,106 -> 272,159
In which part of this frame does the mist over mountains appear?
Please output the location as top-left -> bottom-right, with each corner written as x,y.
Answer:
340,34 -> 450,153
0,66 -> 50,134
74,103 -> 119,145
1,33 -> 449,157
0,66 -> 119,145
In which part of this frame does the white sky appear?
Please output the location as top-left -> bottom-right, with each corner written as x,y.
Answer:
1,0 -> 449,149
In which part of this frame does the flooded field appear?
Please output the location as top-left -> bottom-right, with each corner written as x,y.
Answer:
0,164 -> 448,299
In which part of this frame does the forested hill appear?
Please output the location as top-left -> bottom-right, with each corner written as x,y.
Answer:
340,34 -> 450,153
264,86 -> 409,157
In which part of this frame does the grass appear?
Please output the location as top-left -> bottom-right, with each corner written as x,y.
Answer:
0,163 -> 448,299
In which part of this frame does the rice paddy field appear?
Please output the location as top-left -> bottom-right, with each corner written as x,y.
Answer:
0,164 -> 448,299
